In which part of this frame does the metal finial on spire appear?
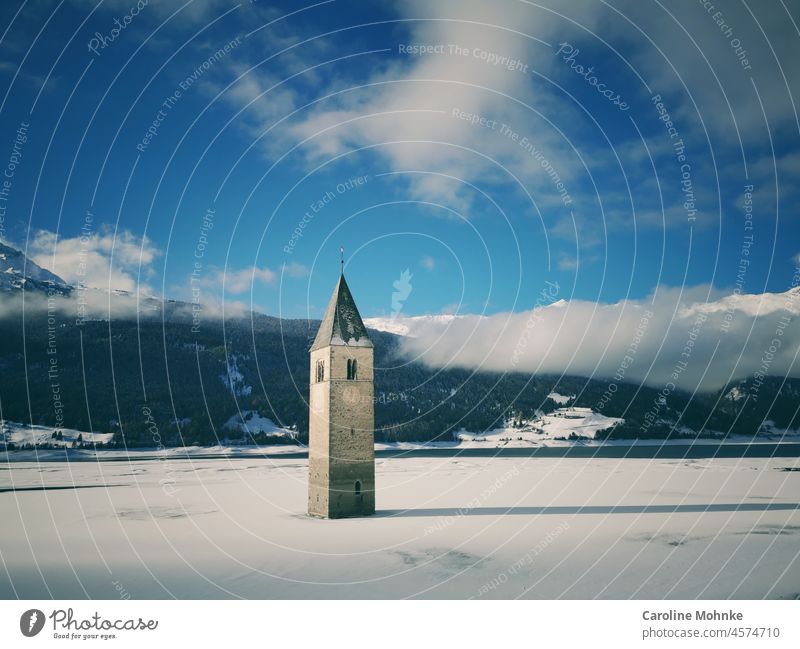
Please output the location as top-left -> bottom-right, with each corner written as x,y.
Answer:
340,246 -> 344,275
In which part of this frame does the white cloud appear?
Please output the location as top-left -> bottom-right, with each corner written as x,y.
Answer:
223,0 -> 607,212
379,284 -> 800,392
27,227 -> 161,294
169,264 -> 287,317
419,256 -> 436,271
216,0 -> 800,252
557,255 -> 578,271
282,261 -> 310,278
215,266 -> 276,294
606,1 -> 800,147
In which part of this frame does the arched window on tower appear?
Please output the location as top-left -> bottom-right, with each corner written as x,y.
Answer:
355,480 -> 362,497
347,358 -> 358,380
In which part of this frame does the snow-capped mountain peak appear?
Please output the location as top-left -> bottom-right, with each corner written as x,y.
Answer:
364,314 -> 463,336
0,241 -> 69,293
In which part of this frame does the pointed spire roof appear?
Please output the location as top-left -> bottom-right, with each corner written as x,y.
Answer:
311,273 -> 373,351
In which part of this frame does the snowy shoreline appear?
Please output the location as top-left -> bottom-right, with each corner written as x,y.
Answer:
3,439 -> 800,463
5,414 -> 800,463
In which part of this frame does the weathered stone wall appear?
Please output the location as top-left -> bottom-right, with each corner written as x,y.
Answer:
308,347 -> 331,517
308,345 -> 375,518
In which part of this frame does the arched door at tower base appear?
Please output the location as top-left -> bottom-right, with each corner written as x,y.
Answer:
354,480 -> 363,512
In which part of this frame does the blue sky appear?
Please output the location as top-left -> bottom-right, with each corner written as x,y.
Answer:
1,0 -> 798,322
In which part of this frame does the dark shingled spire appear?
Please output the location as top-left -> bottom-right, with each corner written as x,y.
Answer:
311,273 -> 373,351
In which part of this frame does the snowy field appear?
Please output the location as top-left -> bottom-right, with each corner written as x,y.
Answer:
1,455 -> 799,599
456,407 -> 624,444
0,421 -> 113,448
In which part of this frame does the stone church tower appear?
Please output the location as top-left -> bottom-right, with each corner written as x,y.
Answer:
308,270 -> 375,518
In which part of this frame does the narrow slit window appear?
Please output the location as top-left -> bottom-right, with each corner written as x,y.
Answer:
316,359 -> 325,382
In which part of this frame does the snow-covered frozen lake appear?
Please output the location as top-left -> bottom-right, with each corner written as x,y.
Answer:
1,455 -> 798,599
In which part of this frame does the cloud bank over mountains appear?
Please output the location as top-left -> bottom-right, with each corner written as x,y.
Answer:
4,231 -> 798,393
369,281 -> 800,392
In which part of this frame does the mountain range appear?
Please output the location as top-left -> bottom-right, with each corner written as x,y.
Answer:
0,241 -> 797,448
